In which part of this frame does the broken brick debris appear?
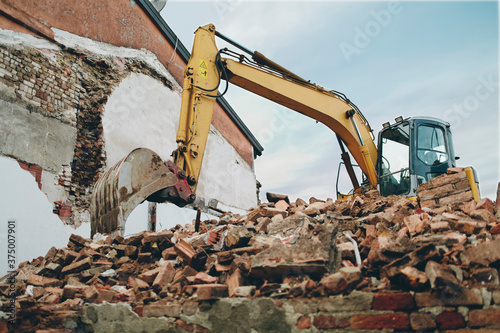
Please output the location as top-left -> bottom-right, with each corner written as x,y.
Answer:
1,175 -> 499,332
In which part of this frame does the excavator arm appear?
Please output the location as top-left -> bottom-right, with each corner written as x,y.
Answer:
173,24 -> 378,193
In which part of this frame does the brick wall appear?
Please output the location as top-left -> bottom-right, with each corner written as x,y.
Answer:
0,46 -> 79,125
418,168 -> 475,208
0,40 -> 176,225
18,162 -> 42,190
78,291 -> 500,332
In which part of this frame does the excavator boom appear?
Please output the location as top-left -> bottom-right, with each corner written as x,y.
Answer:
174,24 -> 378,193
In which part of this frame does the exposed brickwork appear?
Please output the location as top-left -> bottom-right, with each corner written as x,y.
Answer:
350,312 -> 410,330
296,315 -> 311,329
313,315 -> 349,329
468,309 -> 500,328
18,161 -> 42,189
436,311 -> 466,330
417,168 -> 474,208
372,292 -> 415,310
0,41 -> 175,225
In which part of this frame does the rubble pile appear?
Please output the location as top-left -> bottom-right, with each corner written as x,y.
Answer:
1,172 -> 500,332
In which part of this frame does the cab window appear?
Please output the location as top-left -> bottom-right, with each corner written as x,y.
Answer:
417,125 -> 448,166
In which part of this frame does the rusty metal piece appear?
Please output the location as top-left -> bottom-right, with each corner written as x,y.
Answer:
147,161 -> 196,207
195,208 -> 201,232
90,148 -> 178,237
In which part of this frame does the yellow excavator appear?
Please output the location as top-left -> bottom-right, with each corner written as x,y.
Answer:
90,24 -> 480,236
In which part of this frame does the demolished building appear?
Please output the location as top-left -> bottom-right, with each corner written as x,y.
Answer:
0,0 -> 263,265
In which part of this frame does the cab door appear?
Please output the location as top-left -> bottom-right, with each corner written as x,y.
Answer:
411,119 -> 455,189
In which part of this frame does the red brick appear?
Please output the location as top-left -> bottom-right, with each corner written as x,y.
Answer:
469,309 -> 500,327
152,262 -> 176,292
61,257 -> 91,275
174,239 -> 195,263
188,272 -> 217,285
143,303 -> 181,318
141,230 -> 173,245
195,325 -> 209,333
18,162 -> 28,170
133,305 -> 143,317
462,238 -> 500,267
275,200 -> 289,211
451,220 -> 478,235
297,315 -> 311,329
226,269 -> 244,297
95,289 -> 116,304
313,315 -> 349,329
176,319 -> 194,332
69,233 -> 88,247
454,178 -> 472,191
462,200 -> 478,214
162,247 -> 177,260
419,184 -> 454,200
27,274 -> 60,287
436,312 -> 466,330
439,190 -> 473,205
471,209 -> 497,223
431,221 -> 450,232
194,284 -> 228,300
491,224 -> 500,235
373,292 -> 415,310
431,171 -> 467,188
350,313 -> 409,330
420,199 -> 436,208
416,289 -> 483,307
58,205 -> 72,218
476,198 -> 495,213
81,285 -> 98,302
410,312 -> 436,331
138,266 -> 161,284
62,285 -> 82,298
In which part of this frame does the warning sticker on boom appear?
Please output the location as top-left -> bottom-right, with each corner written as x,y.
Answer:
199,59 -> 208,78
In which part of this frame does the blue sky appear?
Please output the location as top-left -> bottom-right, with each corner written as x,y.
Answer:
162,1 -> 499,201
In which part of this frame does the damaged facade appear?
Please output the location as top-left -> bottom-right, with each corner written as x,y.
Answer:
0,0 -> 263,229
1,170 -> 499,332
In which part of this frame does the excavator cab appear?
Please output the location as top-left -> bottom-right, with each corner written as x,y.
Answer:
377,116 -> 456,197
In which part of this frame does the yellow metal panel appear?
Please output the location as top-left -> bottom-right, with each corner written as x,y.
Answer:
464,166 -> 480,201
176,24 -> 220,192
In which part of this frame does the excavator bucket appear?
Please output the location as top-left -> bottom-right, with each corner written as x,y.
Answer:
90,148 -> 178,237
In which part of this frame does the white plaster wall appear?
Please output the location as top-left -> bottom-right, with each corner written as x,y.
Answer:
197,127 -> 258,210
0,156 -> 90,277
102,73 -> 258,212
